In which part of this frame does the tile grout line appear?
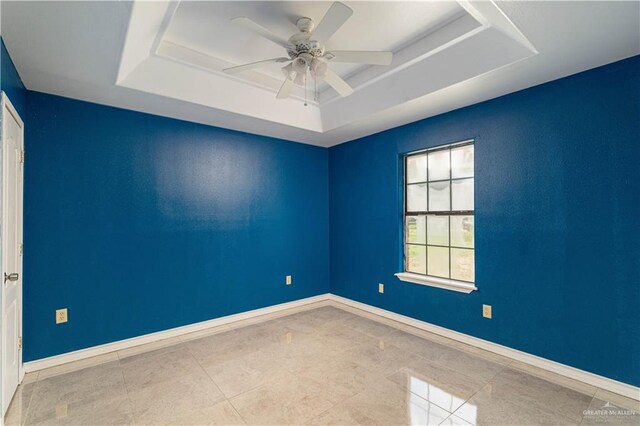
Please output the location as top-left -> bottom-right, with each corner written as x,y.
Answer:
186,345 -> 226,397
116,363 -> 136,424
19,372 -> 40,425
448,361 -> 514,423
331,298 -> 640,401
508,360 -> 601,398
381,356 -> 473,419
385,328 -> 514,413
224,397 -> 249,426
182,334 -> 252,425
17,305 -> 619,425
333,300 -> 611,402
22,298 -> 640,402
578,387 -> 633,426
117,345 -> 195,423
579,395 -> 595,426
454,362 -> 593,426
225,395 -> 250,426
213,311 -> 372,423
332,301 -> 506,365
22,385 -> 35,426
116,348 -> 143,422
304,388 -> 364,424
339,324 -> 461,418
313,308 -> 511,422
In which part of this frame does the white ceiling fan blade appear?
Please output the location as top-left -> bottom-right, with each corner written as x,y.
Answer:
232,17 -> 291,48
327,51 -> 393,65
276,78 -> 295,99
323,68 -> 354,97
312,2 -> 353,44
223,58 -> 290,74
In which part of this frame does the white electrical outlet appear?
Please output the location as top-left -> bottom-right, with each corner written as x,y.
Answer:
378,283 -> 384,293
286,275 -> 292,285
482,304 -> 492,319
56,308 -> 68,324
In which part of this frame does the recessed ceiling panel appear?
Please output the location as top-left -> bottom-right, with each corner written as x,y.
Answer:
120,0 -> 538,134
164,1 -> 465,81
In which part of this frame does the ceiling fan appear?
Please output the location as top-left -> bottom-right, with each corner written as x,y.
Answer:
223,2 -> 393,102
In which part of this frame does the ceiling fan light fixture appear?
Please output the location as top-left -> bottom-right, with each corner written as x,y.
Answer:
310,58 -> 328,79
292,56 -> 309,74
294,72 -> 306,86
229,1 -> 392,102
281,63 -> 295,80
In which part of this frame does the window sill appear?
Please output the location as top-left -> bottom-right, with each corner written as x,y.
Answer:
395,272 -> 477,294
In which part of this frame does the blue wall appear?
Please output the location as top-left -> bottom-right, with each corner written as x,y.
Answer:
24,92 -> 329,361
13,43 -> 640,387
1,38 -> 27,119
329,56 -> 640,386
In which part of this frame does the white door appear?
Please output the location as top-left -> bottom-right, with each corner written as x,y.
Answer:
2,95 -> 24,415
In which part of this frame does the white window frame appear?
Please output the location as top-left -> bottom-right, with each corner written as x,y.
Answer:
395,140 -> 477,294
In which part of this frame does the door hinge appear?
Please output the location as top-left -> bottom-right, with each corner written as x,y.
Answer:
20,150 -> 25,164
18,337 -> 22,350
19,243 -> 23,256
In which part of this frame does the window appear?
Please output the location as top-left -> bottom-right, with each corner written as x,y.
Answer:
396,141 -> 477,293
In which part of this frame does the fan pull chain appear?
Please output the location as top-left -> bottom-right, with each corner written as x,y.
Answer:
314,74 -> 318,102
304,72 -> 308,107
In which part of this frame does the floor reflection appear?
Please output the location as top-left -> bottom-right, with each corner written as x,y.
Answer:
407,372 -> 477,425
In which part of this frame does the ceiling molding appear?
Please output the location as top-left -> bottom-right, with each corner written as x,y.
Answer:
155,40 -> 318,106
2,1 -> 638,146
117,0 -> 537,134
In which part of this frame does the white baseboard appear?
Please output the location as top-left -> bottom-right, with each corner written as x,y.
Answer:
24,294 -> 331,373
328,294 -> 640,401
23,292 -> 639,401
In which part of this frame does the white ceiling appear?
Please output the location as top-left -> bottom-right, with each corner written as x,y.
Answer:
1,1 -> 638,147
164,1 -> 465,83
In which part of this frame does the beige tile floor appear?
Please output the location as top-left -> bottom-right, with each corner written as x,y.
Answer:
5,304 -> 640,425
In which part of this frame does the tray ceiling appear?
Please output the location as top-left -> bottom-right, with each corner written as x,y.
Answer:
163,1 -> 465,84
1,1 -> 638,146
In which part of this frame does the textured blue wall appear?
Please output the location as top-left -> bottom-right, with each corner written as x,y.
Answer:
14,44 -> 640,387
0,38 -> 27,119
329,56 -> 640,386
24,92 -> 329,361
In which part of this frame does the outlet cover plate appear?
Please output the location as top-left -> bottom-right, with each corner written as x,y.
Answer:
482,304 -> 492,319
56,308 -> 68,324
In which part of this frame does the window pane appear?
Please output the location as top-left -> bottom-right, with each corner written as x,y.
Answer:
451,145 -> 474,178
427,215 -> 449,246
407,154 -> 427,183
406,244 -> 426,274
406,216 -> 426,244
428,181 -> 450,211
452,178 -> 474,211
427,246 -> 449,278
451,248 -> 474,282
428,150 -> 450,181
450,216 -> 474,248
407,184 -> 427,212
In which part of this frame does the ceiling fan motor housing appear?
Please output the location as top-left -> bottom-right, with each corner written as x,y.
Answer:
296,17 -> 314,33
225,2 -> 387,99
287,18 -> 325,60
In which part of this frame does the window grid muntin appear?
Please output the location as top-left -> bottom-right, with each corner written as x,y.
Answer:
403,140 -> 474,283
